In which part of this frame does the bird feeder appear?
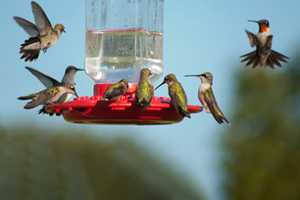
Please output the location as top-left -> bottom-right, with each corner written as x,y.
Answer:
46,0 -> 202,125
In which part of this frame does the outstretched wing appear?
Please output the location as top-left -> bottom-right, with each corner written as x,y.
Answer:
31,1 -> 53,36
13,17 -> 39,37
245,30 -> 257,48
25,66 -> 61,88
24,88 -> 58,109
204,89 -> 229,124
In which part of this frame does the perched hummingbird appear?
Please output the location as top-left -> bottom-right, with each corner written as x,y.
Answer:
135,69 -> 154,110
185,72 -> 230,125
25,66 -> 84,115
240,19 -> 289,69
18,83 -> 78,110
155,74 -> 190,118
13,1 -> 65,62
102,79 -> 129,102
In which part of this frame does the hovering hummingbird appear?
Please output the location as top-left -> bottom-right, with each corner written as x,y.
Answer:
18,83 -> 78,110
13,1 -> 65,62
102,79 -> 129,102
155,74 -> 190,118
185,72 -> 230,125
135,69 -> 154,110
240,19 -> 289,69
25,66 -> 84,115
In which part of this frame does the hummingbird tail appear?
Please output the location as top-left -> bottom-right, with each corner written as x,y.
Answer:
268,50 -> 289,66
240,50 -> 289,69
240,51 -> 260,69
212,113 -> 230,125
20,37 -> 41,62
20,49 -> 40,62
205,99 -> 230,125
178,108 -> 191,118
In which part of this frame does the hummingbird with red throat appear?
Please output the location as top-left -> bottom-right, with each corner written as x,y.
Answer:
240,19 -> 289,69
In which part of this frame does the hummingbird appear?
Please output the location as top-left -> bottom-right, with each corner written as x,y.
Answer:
240,19 -> 289,69
13,1 -> 65,62
25,66 -> 84,115
135,69 -> 154,110
18,83 -> 78,110
102,79 -> 129,102
185,72 -> 230,125
155,74 -> 190,118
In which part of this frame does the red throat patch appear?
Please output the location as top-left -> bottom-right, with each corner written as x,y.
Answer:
260,25 -> 270,32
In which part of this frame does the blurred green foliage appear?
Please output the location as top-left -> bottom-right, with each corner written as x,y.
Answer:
0,125 -> 206,200
222,54 -> 300,200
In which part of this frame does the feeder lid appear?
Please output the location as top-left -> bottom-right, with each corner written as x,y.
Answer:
46,83 -> 202,125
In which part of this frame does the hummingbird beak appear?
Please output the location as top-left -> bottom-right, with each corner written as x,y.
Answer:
74,91 -> 79,97
248,20 -> 259,23
184,75 -> 199,77
77,68 -> 85,71
155,82 -> 165,90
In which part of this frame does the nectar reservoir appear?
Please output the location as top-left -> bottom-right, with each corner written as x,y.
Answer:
85,0 -> 164,84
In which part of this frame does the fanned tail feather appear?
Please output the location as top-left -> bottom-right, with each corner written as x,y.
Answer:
20,37 -> 40,62
240,50 -> 289,69
240,51 -> 261,69
271,50 -> 289,62
241,51 -> 257,67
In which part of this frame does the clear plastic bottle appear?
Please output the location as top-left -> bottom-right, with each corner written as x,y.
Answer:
85,0 -> 164,84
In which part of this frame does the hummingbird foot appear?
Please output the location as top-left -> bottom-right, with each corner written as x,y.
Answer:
42,43 -> 50,53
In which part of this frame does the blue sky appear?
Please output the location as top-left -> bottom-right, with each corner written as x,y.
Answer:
1,1 -> 300,199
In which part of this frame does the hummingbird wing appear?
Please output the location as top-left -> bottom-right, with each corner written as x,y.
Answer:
13,17 -> 39,37
169,83 -> 190,118
31,1 -> 53,36
19,87 -> 60,109
24,98 -> 47,109
18,93 -> 39,100
204,88 -> 229,124
135,82 -> 153,110
103,84 -> 126,99
245,30 -> 257,48
25,67 -> 61,88
264,36 -> 289,68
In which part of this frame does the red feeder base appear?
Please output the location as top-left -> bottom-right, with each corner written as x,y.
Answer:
46,83 -> 202,125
